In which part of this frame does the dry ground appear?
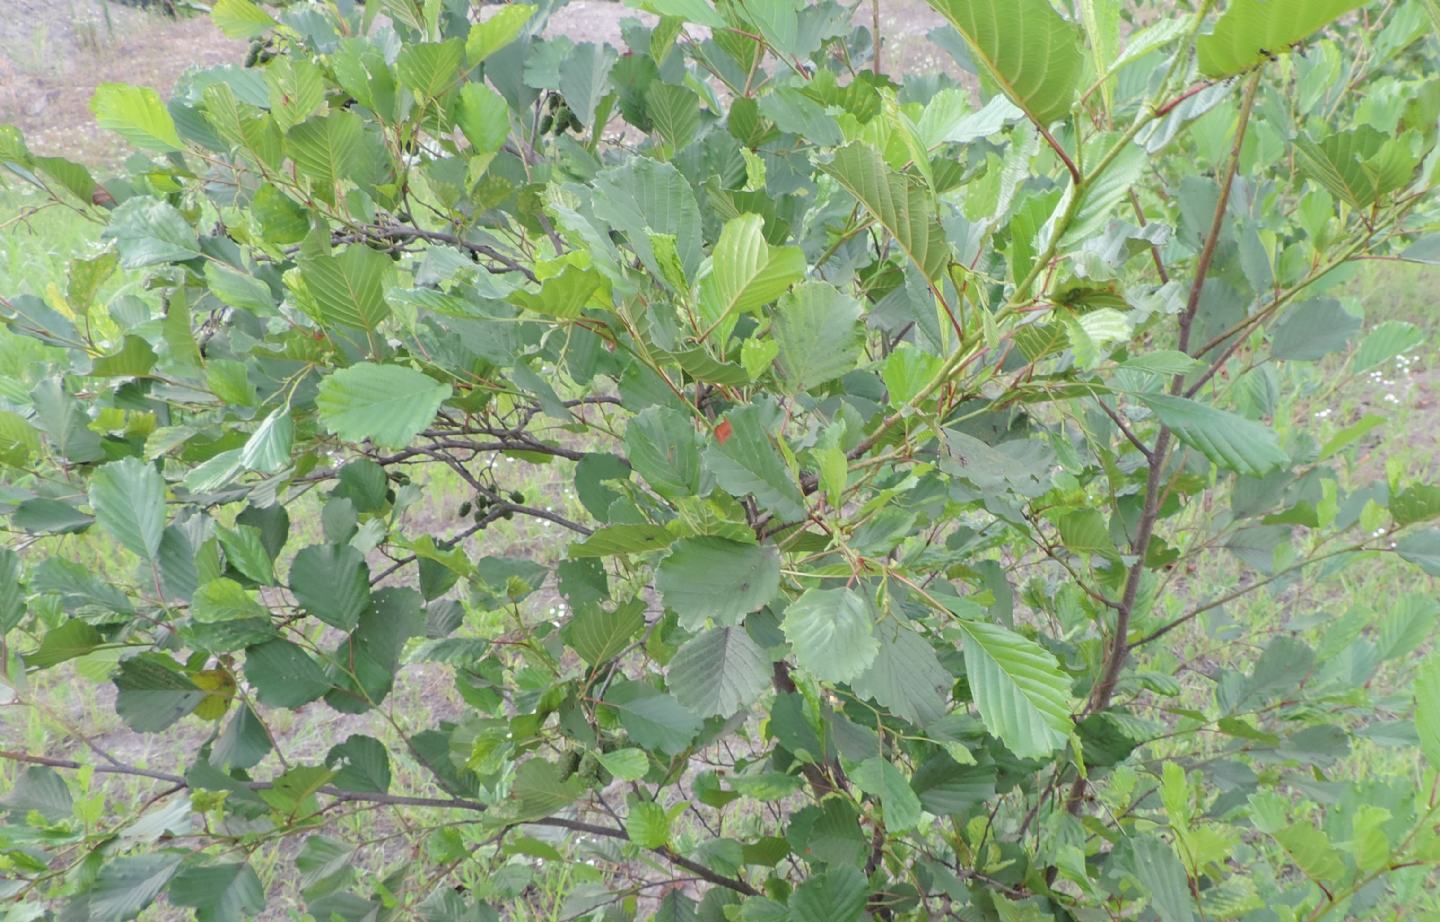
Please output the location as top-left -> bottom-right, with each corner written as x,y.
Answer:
0,0 -> 956,163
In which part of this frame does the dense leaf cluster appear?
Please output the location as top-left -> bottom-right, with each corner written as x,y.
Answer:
2,0 -> 1440,919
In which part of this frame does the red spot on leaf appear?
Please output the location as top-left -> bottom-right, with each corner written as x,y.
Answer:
715,420 -> 733,445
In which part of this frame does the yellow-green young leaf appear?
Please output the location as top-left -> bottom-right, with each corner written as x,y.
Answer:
1078,0 -> 1120,113
926,0 -> 1083,128
396,39 -> 465,100
239,408 -> 293,474
697,214 -> 805,341
91,83 -> 182,152
949,618 -> 1074,759
627,0 -> 725,28
1198,0 -> 1367,79
315,363 -> 452,449
467,4 -> 537,64
626,798 -> 672,848
1417,655 -> 1440,769
0,410 -> 40,467
596,748 -> 649,781
512,265 -> 603,320
456,83 -> 511,155
211,0 -> 277,39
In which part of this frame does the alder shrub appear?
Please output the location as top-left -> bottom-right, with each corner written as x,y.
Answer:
3,0 -> 1440,918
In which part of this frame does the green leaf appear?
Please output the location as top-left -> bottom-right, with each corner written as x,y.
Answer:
950,618 -> 1073,758
1198,0 -> 1367,78
114,654 -> 204,732
288,544 -> 371,631
564,600 -> 646,665
593,157 -> 703,284
240,407 -> 293,474
1130,837 -> 1197,922
1354,320 -> 1424,372
787,866 -> 868,922
508,759 -> 582,821
467,4 -> 536,64
1,766 -> 73,821
704,403 -> 807,521
104,197 -> 201,268
91,83 -> 183,151
781,588 -> 879,684
302,244 -> 392,332
1270,299 -> 1362,361
772,281 -> 865,391
217,524 -> 275,585
264,57 -> 326,132
211,0 -> 277,40
192,578 -> 267,623
1272,823 -> 1347,888
1398,529 -> 1440,576
605,680 -> 702,756
625,0 -> 725,28
1392,485 -> 1440,527
823,142 -> 949,281
91,335 -> 157,378
316,363 -> 452,449
26,620 -> 104,670
397,39 -> 465,100
657,537 -> 780,630
1294,127 -> 1420,209
851,619 -> 952,726
512,264 -> 602,320
0,548 -> 22,633
168,862 -> 266,922
89,457 -> 166,561
597,748 -> 649,781
287,110 -> 384,202
626,798 -> 672,848
206,263 -> 275,315
927,0 -> 1083,127
697,214 -> 805,340
1418,655 -> 1440,770
852,757 -> 923,832
667,626 -> 770,717
646,82 -> 701,154
456,83 -> 511,155
0,410 -> 41,467
559,42 -> 617,128
87,853 -> 183,921
325,734 -> 392,794
570,524 -> 676,557
244,639 -> 332,708
1139,394 -> 1289,477
626,407 -> 702,499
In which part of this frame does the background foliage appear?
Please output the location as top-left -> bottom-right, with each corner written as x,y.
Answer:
3,0 -> 1440,919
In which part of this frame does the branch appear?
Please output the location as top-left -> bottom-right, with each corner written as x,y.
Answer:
0,749 -> 758,897
346,224 -> 538,283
